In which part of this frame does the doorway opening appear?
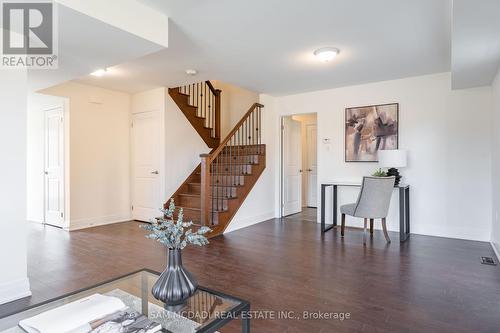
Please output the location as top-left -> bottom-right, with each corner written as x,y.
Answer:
43,107 -> 66,227
27,93 -> 69,229
280,113 -> 318,218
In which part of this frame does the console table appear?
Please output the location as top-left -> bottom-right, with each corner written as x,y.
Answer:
320,182 -> 410,242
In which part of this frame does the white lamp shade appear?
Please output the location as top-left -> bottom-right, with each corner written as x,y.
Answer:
378,149 -> 407,168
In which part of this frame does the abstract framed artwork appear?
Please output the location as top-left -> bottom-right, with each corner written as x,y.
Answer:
345,103 -> 399,162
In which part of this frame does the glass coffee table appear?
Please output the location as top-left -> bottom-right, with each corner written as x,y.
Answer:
0,269 -> 250,333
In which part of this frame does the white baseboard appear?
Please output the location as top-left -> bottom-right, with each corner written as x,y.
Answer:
0,277 -> 31,305
491,241 -> 500,261
224,211 -> 275,234
67,212 -> 132,231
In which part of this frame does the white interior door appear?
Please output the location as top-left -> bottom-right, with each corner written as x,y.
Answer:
283,117 -> 302,216
44,108 -> 65,227
132,111 -> 161,221
306,124 -> 318,207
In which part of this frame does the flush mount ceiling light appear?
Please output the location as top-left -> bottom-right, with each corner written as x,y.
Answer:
91,68 -> 107,77
313,47 -> 340,62
185,69 -> 197,76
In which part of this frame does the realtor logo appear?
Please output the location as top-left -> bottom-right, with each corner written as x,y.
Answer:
1,0 -> 58,68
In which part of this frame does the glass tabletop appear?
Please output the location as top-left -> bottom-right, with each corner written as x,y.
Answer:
0,269 -> 249,333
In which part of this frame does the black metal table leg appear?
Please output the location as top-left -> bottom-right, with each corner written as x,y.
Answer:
242,304 -> 250,333
321,184 -> 326,232
333,185 -> 337,227
399,186 -> 410,242
405,187 -> 410,237
321,184 -> 334,233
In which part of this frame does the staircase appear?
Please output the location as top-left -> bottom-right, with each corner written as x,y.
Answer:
169,81 -> 221,148
168,81 -> 265,237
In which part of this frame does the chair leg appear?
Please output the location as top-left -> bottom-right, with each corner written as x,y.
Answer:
363,218 -> 368,245
381,218 -> 391,243
369,219 -> 374,235
341,214 -> 346,237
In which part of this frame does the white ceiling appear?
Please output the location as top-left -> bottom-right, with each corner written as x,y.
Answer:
451,0 -> 500,89
75,0 -> 453,95
29,3 -> 164,92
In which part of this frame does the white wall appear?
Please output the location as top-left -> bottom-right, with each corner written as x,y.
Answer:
225,94 -> 277,233
164,93 -> 211,200
269,73 -> 492,241
131,88 -> 210,206
27,93 -> 69,224
42,82 -> 131,230
213,81 -> 259,138
0,68 -> 31,304
491,69 -> 500,257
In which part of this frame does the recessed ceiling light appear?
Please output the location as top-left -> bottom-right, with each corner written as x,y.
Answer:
91,68 -> 107,77
185,69 -> 197,76
313,47 -> 340,62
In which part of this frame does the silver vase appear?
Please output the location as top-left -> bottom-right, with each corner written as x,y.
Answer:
152,248 -> 198,310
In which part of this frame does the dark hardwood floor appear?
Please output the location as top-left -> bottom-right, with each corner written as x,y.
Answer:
2,208 -> 499,332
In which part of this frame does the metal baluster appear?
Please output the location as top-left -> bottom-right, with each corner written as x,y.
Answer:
217,155 -> 220,215
252,110 -> 255,146
221,150 -> 223,211
202,82 -> 205,123
212,93 -> 215,137
250,110 -> 253,149
217,151 -> 219,211
258,107 -> 261,155
237,128 -> 241,185
213,158 -> 216,225
231,136 -> 235,191
212,159 -> 215,225
227,137 -> 233,192
255,108 -> 258,155
208,92 -> 211,133
252,110 -> 255,147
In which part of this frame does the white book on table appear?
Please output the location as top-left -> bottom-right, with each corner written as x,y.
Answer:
18,294 -> 126,333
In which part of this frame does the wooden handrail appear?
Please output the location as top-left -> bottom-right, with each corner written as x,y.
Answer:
208,103 -> 264,161
205,80 -> 218,95
199,102 -> 264,226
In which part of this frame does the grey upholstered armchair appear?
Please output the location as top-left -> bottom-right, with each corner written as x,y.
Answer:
340,176 -> 396,244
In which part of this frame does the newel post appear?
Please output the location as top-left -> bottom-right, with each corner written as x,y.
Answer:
200,154 -> 211,226
215,89 -> 222,142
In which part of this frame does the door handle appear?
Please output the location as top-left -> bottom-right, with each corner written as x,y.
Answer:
299,169 -> 303,173
307,169 -> 312,172
44,171 -> 48,175
151,170 -> 159,174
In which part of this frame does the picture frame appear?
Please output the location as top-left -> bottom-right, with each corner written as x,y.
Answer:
345,103 -> 399,162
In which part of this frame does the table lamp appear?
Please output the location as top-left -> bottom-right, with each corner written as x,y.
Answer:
378,149 -> 407,186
